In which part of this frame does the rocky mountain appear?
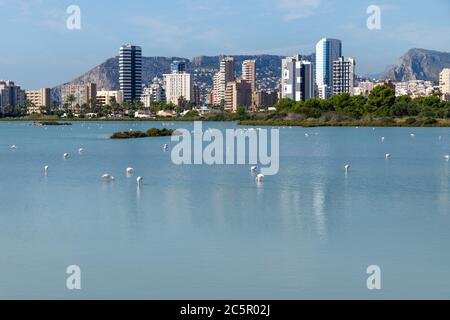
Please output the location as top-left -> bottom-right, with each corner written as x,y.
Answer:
52,53 -> 315,103
381,48 -> 450,82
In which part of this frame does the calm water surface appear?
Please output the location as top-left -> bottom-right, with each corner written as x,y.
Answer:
1,121 -> 450,299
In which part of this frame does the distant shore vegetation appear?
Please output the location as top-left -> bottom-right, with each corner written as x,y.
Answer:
2,85 -> 450,127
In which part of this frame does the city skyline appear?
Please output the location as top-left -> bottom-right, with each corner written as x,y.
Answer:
0,0 -> 449,88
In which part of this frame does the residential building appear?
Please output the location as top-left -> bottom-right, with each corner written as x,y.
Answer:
96,90 -> 123,106
212,57 -> 235,105
333,57 -> 356,95
353,80 -> 375,97
224,79 -> 252,113
163,72 -> 194,106
25,88 -> 51,114
119,44 -> 142,102
141,79 -> 166,108
193,84 -> 201,106
252,90 -> 278,111
0,80 -> 26,115
394,80 -> 435,98
61,83 -> 97,113
281,54 -> 315,101
157,109 -> 177,117
316,38 -> 342,98
205,92 -> 213,105
242,60 -> 256,93
440,68 -> 450,101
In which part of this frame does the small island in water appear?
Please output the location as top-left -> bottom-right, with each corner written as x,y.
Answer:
32,121 -> 72,126
111,128 -> 176,139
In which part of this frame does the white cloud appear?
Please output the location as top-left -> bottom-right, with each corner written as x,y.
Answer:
276,0 -> 321,21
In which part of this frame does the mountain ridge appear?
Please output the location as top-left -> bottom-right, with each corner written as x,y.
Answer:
381,48 -> 450,82
52,53 -> 315,102
52,48 -> 450,103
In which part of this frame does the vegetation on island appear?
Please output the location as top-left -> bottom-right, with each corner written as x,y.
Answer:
111,128 -> 175,139
31,121 -> 72,126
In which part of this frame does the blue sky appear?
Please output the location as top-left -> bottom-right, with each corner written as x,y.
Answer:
0,0 -> 449,88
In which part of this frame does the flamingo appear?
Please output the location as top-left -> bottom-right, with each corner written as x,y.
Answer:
101,174 -> 115,182
256,174 -> 265,182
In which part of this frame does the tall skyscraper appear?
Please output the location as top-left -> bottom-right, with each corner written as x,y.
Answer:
212,57 -> 235,105
171,61 -> 187,73
440,68 -> 450,101
316,38 -> 342,99
119,45 -> 142,102
242,60 -> 256,93
281,55 -> 314,101
333,57 -> 356,95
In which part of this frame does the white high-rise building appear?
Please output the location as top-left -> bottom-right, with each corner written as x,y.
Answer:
212,57 -> 235,105
316,38 -> 342,99
119,45 -> 142,102
163,73 -> 194,105
333,57 -> 356,95
281,55 -> 314,101
440,68 -> 450,101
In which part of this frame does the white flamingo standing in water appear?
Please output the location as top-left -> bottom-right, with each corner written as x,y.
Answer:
63,153 -> 69,159
126,167 -> 134,175
256,174 -> 265,182
10,145 -> 17,150
344,164 -> 350,173
385,154 -> 391,159
137,176 -> 143,186
101,174 -> 115,182
44,165 -> 49,174
251,166 -> 258,173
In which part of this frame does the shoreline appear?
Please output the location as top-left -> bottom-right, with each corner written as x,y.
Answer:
2,117 -> 450,128
238,119 -> 450,128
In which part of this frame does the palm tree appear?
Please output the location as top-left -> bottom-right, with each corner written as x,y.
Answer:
66,94 -> 76,113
